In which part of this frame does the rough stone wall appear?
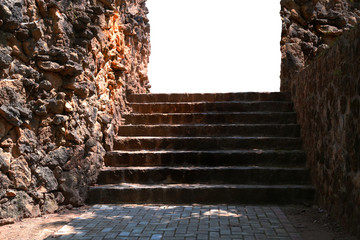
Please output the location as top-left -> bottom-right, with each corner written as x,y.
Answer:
280,0 -> 360,91
0,0 -> 150,222
289,24 -> 360,236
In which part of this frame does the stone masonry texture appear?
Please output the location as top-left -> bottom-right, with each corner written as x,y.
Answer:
0,0 -> 150,222
280,0 -> 360,91
288,22 -> 360,237
0,0 -> 359,238
280,0 -> 360,235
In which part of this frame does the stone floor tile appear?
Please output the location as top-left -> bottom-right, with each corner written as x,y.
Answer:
150,233 -> 163,240
90,237 -> 104,240
51,205 -> 301,240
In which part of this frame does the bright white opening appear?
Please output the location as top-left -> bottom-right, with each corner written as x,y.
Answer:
146,0 -> 281,93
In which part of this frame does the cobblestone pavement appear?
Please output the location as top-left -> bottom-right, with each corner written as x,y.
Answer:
50,205 -> 301,240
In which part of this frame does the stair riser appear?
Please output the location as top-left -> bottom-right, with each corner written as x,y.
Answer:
87,187 -> 314,204
117,125 -> 300,137
89,92 -> 314,205
124,113 -> 298,125
113,138 -> 303,151
129,102 -> 294,113
104,151 -> 306,167
127,92 -> 291,103
98,168 -> 311,185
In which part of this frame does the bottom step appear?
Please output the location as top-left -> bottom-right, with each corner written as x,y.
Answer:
87,184 -> 314,204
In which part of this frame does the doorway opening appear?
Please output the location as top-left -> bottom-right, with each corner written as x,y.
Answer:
146,0 -> 281,93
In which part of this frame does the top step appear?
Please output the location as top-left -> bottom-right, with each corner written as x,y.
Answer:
128,92 -> 291,103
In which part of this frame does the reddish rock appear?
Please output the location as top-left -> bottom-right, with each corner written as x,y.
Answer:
9,156 -> 31,191
37,61 -> 64,72
5,190 -> 16,197
0,218 -> 14,226
0,118 -> 12,141
0,0 -> 149,223
316,24 -> 343,36
0,150 -> 11,173
111,61 -> 128,71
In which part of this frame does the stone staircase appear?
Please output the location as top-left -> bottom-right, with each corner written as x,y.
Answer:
87,92 -> 314,204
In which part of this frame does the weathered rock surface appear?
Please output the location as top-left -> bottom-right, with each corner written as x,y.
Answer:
289,23 -> 360,237
280,0 -> 360,91
0,191 -> 41,220
0,0 -> 150,220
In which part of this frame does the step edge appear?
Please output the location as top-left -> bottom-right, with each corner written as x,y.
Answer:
117,123 -> 300,127
123,112 -> 298,117
106,149 -> 306,154
129,101 -> 293,105
89,183 -> 315,190
100,166 -> 310,171
114,136 -> 302,140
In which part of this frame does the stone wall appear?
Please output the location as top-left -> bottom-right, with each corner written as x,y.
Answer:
0,0 -> 150,222
289,23 -> 360,236
280,0 -> 360,91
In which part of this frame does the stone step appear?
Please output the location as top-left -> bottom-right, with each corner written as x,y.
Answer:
129,101 -> 294,113
87,184 -> 314,204
123,112 -> 298,125
89,91 -> 313,206
117,124 -> 300,137
127,92 -> 291,103
113,136 -> 303,151
97,166 -> 311,185
104,150 -> 306,167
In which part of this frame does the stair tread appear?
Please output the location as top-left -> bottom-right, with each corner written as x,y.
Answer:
90,183 -> 314,189
115,136 -> 300,139
91,91 -> 313,204
130,92 -> 287,96
130,92 -> 287,95
114,136 -> 302,151
124,112 -> 296,115
104,150 -> 307,167
129,101 -> 294,113
108,149 -> 305,154
130,101 -> 292,105
127,92 -> 291,103
101,166 -> 309,171
117,124 -> 300,137
119,123 -> 299,127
